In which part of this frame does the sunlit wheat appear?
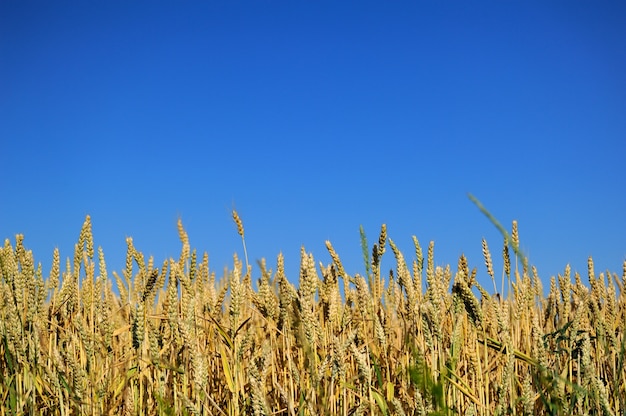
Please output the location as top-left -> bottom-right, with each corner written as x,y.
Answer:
0,207 -> 623,415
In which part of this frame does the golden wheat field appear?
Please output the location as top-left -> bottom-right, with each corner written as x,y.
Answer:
0,211 -> 624,416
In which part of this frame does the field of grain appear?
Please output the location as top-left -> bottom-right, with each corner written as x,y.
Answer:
0,212 -> 624,415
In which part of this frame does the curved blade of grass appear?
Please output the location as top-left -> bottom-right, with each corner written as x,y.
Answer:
220,343 -> 235,394
468,193 -> 529,274
371,387 -> 389,416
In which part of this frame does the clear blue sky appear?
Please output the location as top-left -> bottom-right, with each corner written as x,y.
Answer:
1,1 -> 624,294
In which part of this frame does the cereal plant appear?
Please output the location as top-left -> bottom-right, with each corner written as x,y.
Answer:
0,205 -> 623,415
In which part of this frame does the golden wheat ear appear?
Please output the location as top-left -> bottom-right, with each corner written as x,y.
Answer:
231,208 -> 249,270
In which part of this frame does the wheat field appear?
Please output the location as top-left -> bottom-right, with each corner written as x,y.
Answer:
0,212 -> 624,415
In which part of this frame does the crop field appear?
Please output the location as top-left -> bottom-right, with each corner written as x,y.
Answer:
0,211 -> 624,415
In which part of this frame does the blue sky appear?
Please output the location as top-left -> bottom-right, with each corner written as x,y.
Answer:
1,1 -> 624,294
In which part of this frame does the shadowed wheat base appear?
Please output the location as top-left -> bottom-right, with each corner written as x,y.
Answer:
0,214 -> 624,416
